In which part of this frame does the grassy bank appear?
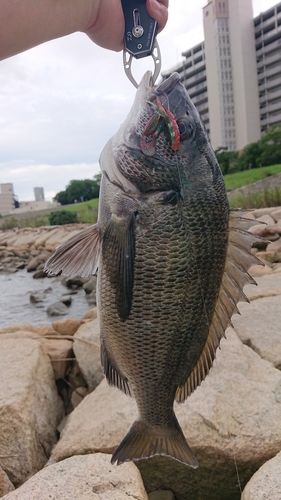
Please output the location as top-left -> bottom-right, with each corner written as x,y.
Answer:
0,199 -> 99,230
224,164 -> 281,190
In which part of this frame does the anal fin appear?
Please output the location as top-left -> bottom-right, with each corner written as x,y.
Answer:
101,339 -> 132,397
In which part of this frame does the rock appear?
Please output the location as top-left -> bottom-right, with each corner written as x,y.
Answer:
248,263 -> 272,276
0,337 -> 64,486
73,319 -> 103,391
271,208 -> 281,221
148,491 -> 175,500
3,267 -> 18,274
85,289 -> 97,305
15,261 -> 26,270
47,301 -> 69,316
232,295 -> 281,369
243,273 -> 281,301
83,276 -> 97,294
255,251 -> 276,263
83,307 -> 98,320
0,324 -> 39,335
26,257 -> 39,272
266,239 -> 281,253
241,451 -> 281,500
29,293 -> 43,304
256,214 -> 276,226
52,318 -> 83,336
64,276 -> 88,289
253,207 -> 280,218
49,330 -> 281,500
70,386 -> 88,408
40,338 -> 74,380
32,269 -> 47,279
0,467 -> 15,496
2,454 -> 148,500
60,295 -> 72,307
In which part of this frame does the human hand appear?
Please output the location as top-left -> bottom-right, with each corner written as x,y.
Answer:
84,0 -> 169,51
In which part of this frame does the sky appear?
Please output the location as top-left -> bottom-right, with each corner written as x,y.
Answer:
0,0 -> 278,202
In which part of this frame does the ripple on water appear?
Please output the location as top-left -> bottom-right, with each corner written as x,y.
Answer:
0,269 -> 94,328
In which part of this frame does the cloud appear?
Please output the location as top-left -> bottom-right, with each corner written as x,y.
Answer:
0,0 -> 278,201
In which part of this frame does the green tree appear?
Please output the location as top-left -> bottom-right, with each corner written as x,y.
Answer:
49,210 -> 78,225
259,124 -> 281,167
54,175 -> 101,205
238,141 -> 263,171
54,190 -> 69,205
215,147 -> 239,175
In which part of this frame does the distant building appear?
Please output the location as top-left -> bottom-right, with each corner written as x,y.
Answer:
34,187 -> 45,201
162,0 -> 281,151
0,183 -> 16,215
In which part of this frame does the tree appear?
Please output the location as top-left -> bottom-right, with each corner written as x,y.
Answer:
238,141 -> 263,171
214,147 -> 239,175
259,124 -> 281,167
54,175 -> 101,205
49,210 -> 78,225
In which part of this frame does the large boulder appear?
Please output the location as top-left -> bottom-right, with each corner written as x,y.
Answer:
47,301 -> 69,316
241,451 -> 281,500
49,330 -> 281,500
232,273 -> 281,369
0,467 -> 14,497
52,318 -> 83,336
73,319 -> 103,391
0,337 -> 64,486
2,454 -> 148,500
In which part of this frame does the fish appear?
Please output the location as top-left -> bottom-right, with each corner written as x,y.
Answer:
45,71 -> 262,468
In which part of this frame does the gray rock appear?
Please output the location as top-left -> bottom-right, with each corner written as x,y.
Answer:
15,262 -> 26,270
148,491 -> 175,500
241,451 -> 281,500
73,319 -> 103,391
64,276 -> 88,289
29,293 -> 43,303
32,269 -> 47,279
49,330 -> 281,500
0,337 -> 64,486
83,276 -> 97,295
60,295 -> 72,307
47,301 -> 69,316
0,467 -> 15,496
26,257 -> 39,272
232,295 -> 281,369
2,454 -> 148,500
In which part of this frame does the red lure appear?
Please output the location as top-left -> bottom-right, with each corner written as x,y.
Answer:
140,97 -> 180,156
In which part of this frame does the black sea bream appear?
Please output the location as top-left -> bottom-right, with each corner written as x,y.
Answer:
45,72 -> 261,468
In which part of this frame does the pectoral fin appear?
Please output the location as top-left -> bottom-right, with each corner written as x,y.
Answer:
102,213 -> 135,322
44,224 -> 100,277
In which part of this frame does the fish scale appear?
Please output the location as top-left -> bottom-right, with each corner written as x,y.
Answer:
45,71 -> 263,468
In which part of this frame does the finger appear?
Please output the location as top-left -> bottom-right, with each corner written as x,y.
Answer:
146,0 -> 169,33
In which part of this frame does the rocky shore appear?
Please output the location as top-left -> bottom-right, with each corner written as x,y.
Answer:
0,210 -> 281,499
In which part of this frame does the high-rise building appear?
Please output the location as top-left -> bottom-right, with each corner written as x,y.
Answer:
34,187 -> 45,201
255,3 -> 281,133
162,0 -> 281,151
0,183 -> 15,215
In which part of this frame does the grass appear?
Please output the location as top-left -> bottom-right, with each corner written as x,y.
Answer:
224,164 -> 281,190
229,186 -> 281,209
0,198 -> 99,230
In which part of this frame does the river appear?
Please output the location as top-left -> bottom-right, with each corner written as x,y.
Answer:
0,269 -> 93,328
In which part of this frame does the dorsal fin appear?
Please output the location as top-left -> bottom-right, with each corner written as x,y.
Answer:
175,209 -> 264,403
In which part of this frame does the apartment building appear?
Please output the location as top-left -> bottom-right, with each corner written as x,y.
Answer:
255,2 -> 281,133
0,183 -> 15,215
162,0 -> 281,151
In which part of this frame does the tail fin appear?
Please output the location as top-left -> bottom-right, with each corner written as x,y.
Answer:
111,417 -> 198,468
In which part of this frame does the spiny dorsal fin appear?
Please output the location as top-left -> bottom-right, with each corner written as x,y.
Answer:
44,224 -> 100,277
102,213 -> 135,322
175,209 -> 264,403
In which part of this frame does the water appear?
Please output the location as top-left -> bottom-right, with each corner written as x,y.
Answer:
0,269 -> 94,328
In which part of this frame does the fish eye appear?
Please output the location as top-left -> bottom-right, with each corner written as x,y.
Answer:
177,118 -> 193,141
